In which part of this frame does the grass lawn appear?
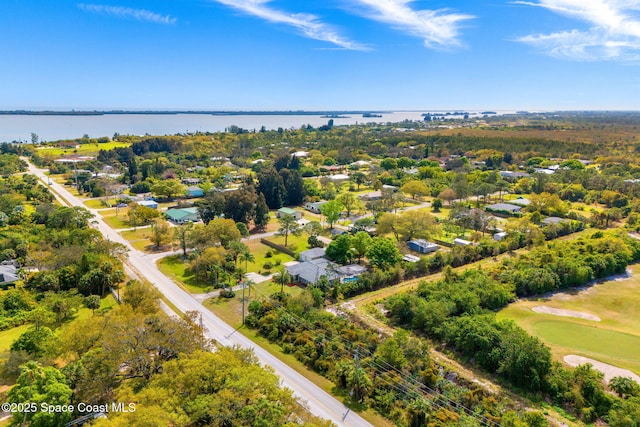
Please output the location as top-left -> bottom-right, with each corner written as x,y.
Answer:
267,233 -> 310,254
245,239 -> 295,275
37,141 -> 131,157
100,208 -> 134,229
0,324 -> 31,352
498,263 -> 640,374
206,279 -> 303,326
84,198 -> 117,209
119,228 -> 154,251
156,255 -> 212,293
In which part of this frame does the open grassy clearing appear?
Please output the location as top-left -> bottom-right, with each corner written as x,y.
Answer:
83,198 -> 118,209
498,263 -> 640,375
0,295 -> 117,354
244,239 -> 294,275
156,255 -> 212,293
266,233 -> 310,254
205,280 -> 303,327
0,324 -> 31,352
119,228 -> 154,251
37,141 -> 131,157
100,208 -> 133,229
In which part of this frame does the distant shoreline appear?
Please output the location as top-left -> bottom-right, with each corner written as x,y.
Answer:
0,110 -> 393,117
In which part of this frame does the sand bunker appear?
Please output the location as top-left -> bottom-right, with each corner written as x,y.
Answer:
564,355 -> 640,383
532,305 -> 601,322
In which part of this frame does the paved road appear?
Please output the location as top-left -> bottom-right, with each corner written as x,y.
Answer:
24,160 -> 371,427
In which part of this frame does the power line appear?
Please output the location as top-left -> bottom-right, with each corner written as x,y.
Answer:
249,296 -> 502,427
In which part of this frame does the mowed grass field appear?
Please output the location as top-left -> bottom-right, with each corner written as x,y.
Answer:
37,141 -> 131,157
498,263 -> 640,375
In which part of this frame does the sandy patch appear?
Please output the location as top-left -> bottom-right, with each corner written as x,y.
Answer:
532,305 -> 601,322
564,355 -> 640,383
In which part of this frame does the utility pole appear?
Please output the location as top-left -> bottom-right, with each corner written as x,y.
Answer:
354,347 -> 360,402
241,280 -> 245,325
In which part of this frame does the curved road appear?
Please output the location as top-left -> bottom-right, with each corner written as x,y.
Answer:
24,159 -> 371,427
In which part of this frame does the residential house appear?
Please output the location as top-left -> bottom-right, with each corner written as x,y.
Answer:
299,248 -> 326,263
0,263 -> 19,287
509,197 -> 532,207
165,207 -> 200,224
276,207 -> 303,220
286,258 -> 365,285
542,217 -> 568,226
182,177 -> 201,185
305,201 -> 327,214
359,191 -> 382,201
186,186 -> 204,198
500,171 -> 530,180
485,203 -> 522,215
407,239 -> 439,254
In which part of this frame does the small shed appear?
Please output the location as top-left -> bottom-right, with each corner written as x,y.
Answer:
276,207 -> 303,220
493,231 -> 508,241
407,239 -> 439,254
136,200 -> 158,209
186,186 -> 204,198
453,238 -> 472,246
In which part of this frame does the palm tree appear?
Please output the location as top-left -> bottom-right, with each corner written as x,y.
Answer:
238,246 -> 255,273
273,268 -> 292,295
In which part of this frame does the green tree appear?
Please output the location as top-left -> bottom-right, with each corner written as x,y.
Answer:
320,199 -> 343,229
11,326 -> 55,357
277,214 -> 302,247
150,179 -> 186,200
401,180 -> 430,200
336,192 -> 364,217
366,237 -> 401,270
7,362 -> 73,427
351,231 -> 372,261
253,192 -> 270,229
350,171 -> 367,190
127,203 -> 159,227
85,294 -> 102,316
173,221 -> 193,257
610,376 -> 640,399
150,218 -> 173,249
273,268 -> 292,294
325,234 -> 353,265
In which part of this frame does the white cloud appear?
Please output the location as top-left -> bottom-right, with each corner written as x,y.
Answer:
514,0 -> 640,61
350,0 -> 474,48
212,0 -> 368,51
78,3 -> 176,24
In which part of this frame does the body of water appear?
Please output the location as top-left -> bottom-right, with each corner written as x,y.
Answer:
0,112 -> 433,143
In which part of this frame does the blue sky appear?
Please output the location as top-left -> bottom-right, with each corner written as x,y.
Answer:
1,0 -> 640,110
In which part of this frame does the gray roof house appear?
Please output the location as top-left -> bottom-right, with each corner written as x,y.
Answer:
509,197 -> 532,207
286,259 -> 366,285
286,259 -> 339,285
485,203 -> 522,215
542,216 -> 569,226
0,264 -> 19,286
299,247 -> 326,262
